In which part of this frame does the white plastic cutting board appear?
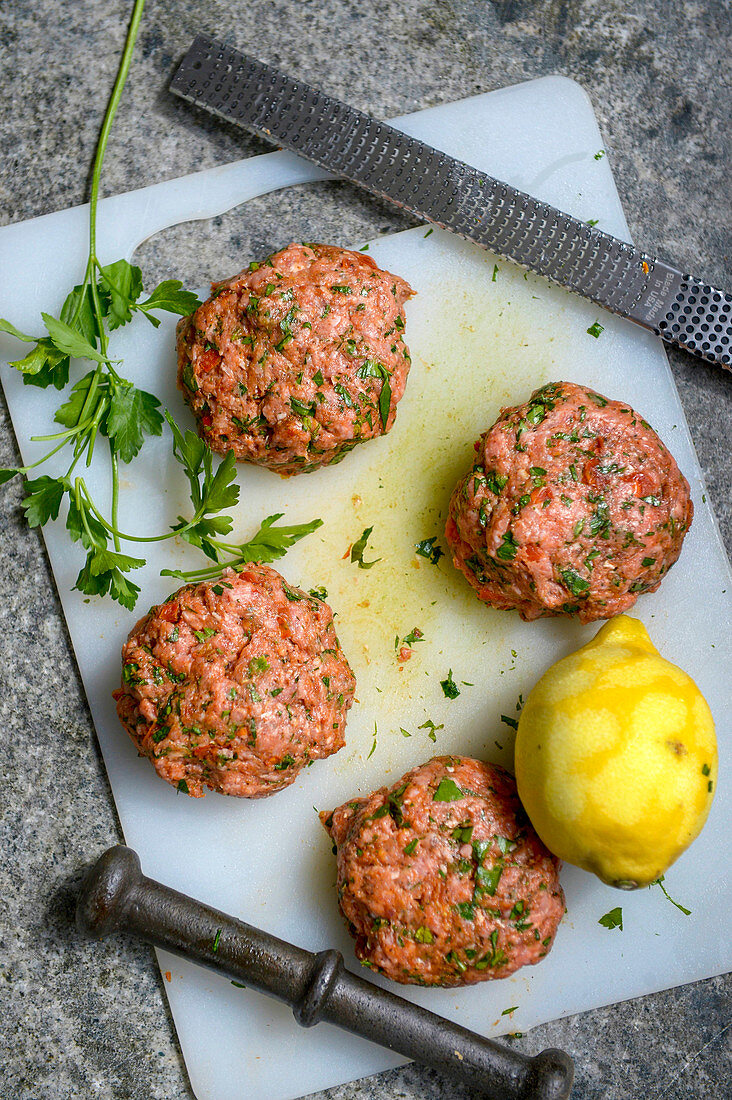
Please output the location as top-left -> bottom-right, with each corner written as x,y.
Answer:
1,76 -> 730,1100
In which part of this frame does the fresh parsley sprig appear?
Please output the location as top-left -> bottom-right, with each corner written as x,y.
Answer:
0,0 -> 321,608
161,511 -> 324,584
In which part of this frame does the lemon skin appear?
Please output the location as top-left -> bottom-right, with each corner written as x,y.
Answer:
514,616 -> 717,888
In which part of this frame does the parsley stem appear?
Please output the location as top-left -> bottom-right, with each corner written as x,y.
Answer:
10,436 -> 74,473
76,480 -> 206,544
31,420 -> 96,443
110,442 -> 121,551
87,0 -> 146,278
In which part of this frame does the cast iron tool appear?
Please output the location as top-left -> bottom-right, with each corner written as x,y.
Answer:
77,846 -> 574,1100
170,34 -> 731,372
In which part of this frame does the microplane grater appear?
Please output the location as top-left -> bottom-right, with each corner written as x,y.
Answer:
170,35 -> 731,372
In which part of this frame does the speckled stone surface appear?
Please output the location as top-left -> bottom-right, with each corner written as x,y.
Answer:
0,1 -> 730,1098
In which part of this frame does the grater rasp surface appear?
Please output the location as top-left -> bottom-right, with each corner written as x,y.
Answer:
170,35 -> 731,371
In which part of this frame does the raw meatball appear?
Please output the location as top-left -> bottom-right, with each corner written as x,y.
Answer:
446,381 -> 693,622
176,242 -> 414,474
113,565 -> 355,798
321,757 -> 564,987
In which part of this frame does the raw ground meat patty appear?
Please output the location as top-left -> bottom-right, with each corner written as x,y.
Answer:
446,381 -> 693,622
176,242 -> 414,474
113,564 -> 355,798
321,757 -> 564,987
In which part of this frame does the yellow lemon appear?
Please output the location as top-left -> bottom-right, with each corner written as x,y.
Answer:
514,616 -> 717,888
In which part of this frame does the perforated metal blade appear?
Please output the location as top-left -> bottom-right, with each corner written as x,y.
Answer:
171,35 -> 731,371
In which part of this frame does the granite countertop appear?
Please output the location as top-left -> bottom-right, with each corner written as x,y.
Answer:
1,1 -> 729,1097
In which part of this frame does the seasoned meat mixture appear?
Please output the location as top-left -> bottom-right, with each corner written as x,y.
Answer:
114,565 -> 355,798
176,242 -> 414,474
321,757 -> 564,987
446,381 -> 693,622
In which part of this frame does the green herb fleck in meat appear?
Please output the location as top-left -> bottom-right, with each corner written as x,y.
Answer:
433,777 -> 464,802
559,567 -> 590,596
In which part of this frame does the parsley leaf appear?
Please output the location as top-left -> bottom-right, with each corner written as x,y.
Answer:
22,475 -> 68,527
233,513 -> 324,564
12,339 -> 71,389
42,312 -> 107,363
106,383 -> 164,463
98,259 -> 144,329
137,280 -> 202,325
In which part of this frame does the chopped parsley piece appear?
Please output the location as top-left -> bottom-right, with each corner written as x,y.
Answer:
414,926 -> 434,944
308,585 -> 328,600
500,715 -> 519,730
440,669 -> 460,698
248,655 -> 269,675
356,359 -> 392,428
404,838 -> 419,855
419,718 -> 443,742
330,284 -> 352,294
641,557 -> 656,568
334,382 -> 357,408
586,321 -> 605,338
176,779 -> 189,794
496,531 -> 519,561
526,402 -> 546,425
588,501 -> 610,536
350,525 -> 381,569
122,662 -> 143,685
594,149 -> 605,160
492,264 -> 499,282
415,536 -> 444,564
587,218 -> 599,227
451,823 -> 474,843
559,566 -> 589,596
457,902 -> 475,921
598,907 -> 623,931
485,471 -> 509,495
290,397 -> 316,418
212,928 -> 222,953
274,754 -> 296,770
475,863 -> 503,897
367,723 -> 378,759
502,1006 -> 519,1016
433,777 -> 464,802
193,627 -> 217,642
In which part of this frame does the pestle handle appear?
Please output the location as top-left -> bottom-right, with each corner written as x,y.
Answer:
76,846 -> 573,1100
